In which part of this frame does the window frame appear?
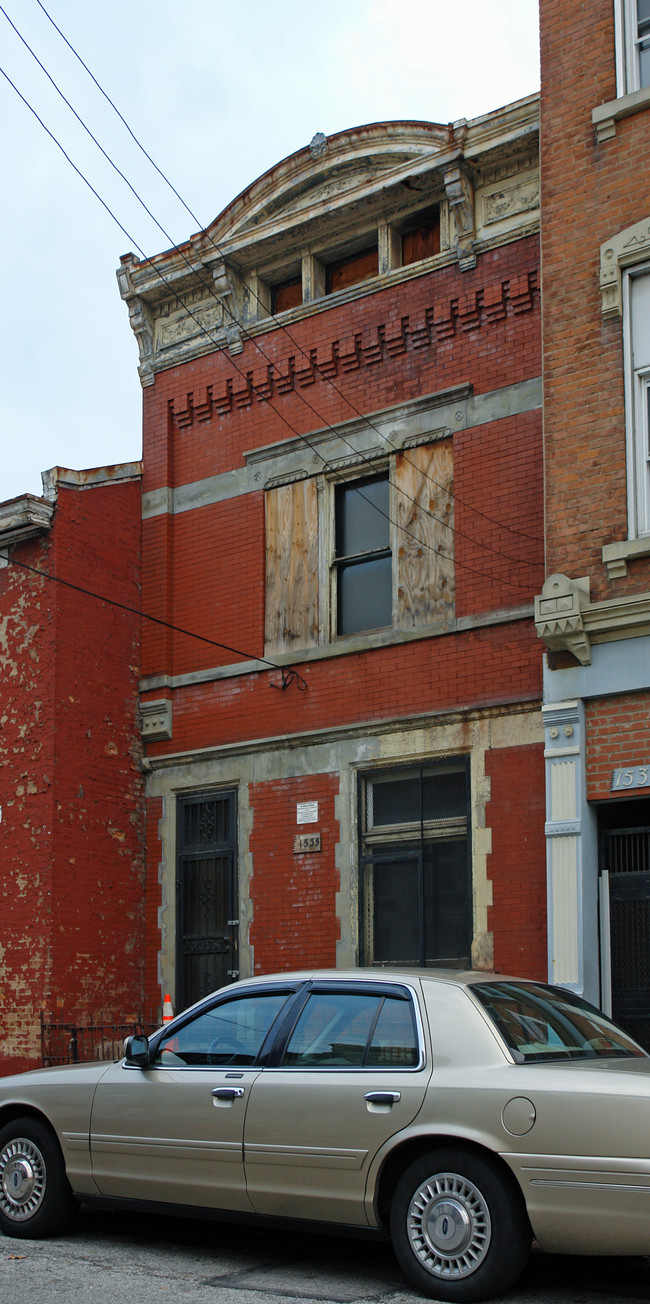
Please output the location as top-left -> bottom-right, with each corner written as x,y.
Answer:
615,0 -> 650,95
330,468 -> 394,639
624,264 -> 650,537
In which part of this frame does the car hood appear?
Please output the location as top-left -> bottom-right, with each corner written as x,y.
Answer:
0,1059 -> 119,1092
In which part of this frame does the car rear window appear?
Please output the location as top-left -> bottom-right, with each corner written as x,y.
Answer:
472,981 -> 646,1063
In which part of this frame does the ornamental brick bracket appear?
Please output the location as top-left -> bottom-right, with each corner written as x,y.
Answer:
535,573 -> 592,665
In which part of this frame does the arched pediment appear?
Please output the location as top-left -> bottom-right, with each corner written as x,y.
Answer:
202,122 -> 454,246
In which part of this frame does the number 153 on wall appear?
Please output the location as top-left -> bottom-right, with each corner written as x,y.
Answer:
612,765 -> 650,790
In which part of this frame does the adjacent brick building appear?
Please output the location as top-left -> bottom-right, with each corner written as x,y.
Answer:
0,468 -> 145,1072
536,0 -> 650,1043
117,104 -> 546,1015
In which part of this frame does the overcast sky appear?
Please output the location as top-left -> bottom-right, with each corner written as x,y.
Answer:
0,0 -> 539,504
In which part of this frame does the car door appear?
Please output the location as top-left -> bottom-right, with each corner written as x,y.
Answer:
90,988 -> 294,1211
243,981 -> 432,1224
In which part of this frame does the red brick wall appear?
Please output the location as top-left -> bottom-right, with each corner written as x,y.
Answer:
0,478 -> 145,1075
540,0 -> 650,598
249,773 -> 340,973
586,693 -> 650,800
142,237 -> 541,499
0,533 -> 56,1073
486,743 -> 547,978
144,618 -> 541,757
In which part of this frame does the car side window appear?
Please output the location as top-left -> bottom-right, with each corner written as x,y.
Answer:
154,992 -> 290,1067
281,991 -> 419,1068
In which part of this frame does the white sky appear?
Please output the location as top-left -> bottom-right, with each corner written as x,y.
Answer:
0,0 -> 539,503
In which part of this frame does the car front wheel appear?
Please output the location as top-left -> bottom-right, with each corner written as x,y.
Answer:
389,1148 -> 530,1302
0,1117 -> 78,1238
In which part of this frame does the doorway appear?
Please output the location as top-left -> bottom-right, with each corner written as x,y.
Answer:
176,789 -> 238,1009
598,797 -> 650,1050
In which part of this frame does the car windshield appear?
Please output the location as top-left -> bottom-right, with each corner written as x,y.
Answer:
473,981 -> 646,1063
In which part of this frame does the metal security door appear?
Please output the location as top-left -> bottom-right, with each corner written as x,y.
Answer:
177,791 -> 238,1009
600,826 -> 650,1050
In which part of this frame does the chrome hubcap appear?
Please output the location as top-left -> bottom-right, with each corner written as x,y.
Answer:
407,1171 -> 491,1280
0,1138 -> 47,1222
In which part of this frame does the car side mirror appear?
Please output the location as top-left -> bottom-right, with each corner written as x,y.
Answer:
124,1033 -> 151,1068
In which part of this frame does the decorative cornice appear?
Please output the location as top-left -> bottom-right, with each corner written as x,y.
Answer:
168,267 -> 539,431
536,572 -> 650,661
535,574 -> 592,664
0,495 -> 54,546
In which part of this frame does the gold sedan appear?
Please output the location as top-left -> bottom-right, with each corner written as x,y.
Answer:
0,970 -> 647,1302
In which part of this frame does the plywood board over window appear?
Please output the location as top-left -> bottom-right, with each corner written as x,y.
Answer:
265,479 -> 319,653
394,440 -> 455,630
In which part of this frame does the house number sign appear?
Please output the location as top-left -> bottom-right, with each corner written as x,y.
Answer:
294,833 -> 321,854
611,765 -> 650,791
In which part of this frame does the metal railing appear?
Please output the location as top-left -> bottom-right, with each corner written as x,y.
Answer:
40,1013 -> 160,1067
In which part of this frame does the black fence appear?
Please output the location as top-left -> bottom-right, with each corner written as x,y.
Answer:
40,1013 -> 160,1067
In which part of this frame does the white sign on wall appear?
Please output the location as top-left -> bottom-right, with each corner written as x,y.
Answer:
296,801 -> 319,824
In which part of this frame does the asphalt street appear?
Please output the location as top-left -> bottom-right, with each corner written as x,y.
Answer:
2,1207 -> 649,1304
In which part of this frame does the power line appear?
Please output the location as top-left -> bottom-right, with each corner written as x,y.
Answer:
6,553 -> 307,691
0,57 -> 534,600
30,0 -> 542,558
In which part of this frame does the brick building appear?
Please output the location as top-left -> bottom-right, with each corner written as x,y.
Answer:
117,103 -> 546,1016
536,0 -> 650,1043
0,467 -> 145,1072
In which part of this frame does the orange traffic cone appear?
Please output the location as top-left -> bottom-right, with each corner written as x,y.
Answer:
162,993 -> 174,1023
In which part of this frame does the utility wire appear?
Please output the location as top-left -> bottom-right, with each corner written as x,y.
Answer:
6,554 -> 308,691
0,57 -> 533,599
30,0 -> 542,557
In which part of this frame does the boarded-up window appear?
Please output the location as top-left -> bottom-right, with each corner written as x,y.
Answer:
326,246 -> 379,294
265,479 -> 319,654
271,277 -> 302,314
394,441 -> 455,630
401,208 -> 441,265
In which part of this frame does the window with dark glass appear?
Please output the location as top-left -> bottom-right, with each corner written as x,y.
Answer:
326,245 -> 379,294
401,206 -> 441,266
281,990 -> 419,1067
154,992 -> 291,1067
334,473 -> 392,636
359,761 -> 471,968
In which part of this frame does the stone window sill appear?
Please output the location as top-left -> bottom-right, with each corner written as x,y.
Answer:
602,536 -> 650,578
592,85 -> 650,142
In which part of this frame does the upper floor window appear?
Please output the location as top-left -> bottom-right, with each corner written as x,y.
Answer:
616,0 -> 650,94
401,207 -> 441,266
271,275 -> 302,314
334,474 -> 392,636
263,439 -> 455,655
627,268 -> 650,534
325,245 -> 379,294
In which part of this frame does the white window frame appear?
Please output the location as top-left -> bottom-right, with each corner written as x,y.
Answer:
615,0 -> 650,95
624,264 -> 650,536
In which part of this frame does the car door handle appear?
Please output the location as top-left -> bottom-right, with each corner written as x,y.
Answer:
364,1091 -> 401,1105
211,1087 -> 245,1099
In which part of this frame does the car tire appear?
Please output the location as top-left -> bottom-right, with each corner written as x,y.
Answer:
0,1117 -> 79,1238
389,1147 -> 530,1302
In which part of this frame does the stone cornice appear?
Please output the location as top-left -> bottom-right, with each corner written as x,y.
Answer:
118,99 -> 539,384
535,572 -> 650,663
0,495 -> 54,546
